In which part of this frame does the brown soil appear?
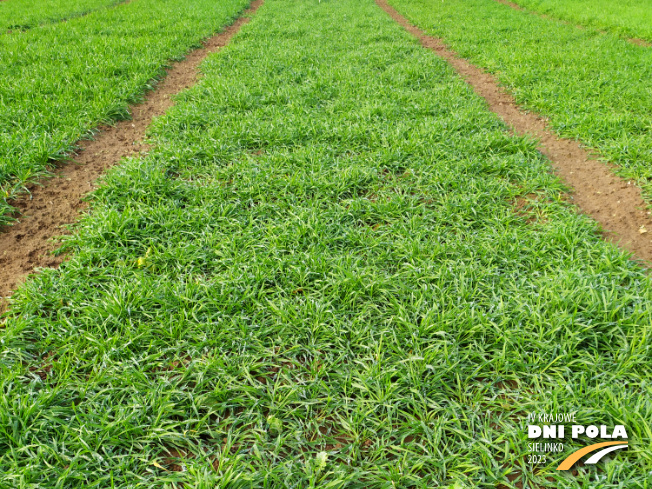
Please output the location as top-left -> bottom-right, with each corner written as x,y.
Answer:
161,447 -> 192,472
376,0 -> 652,265
0,0 -> 263,302
630,38 -> 652,47
494,0 -> 524,10
494,0 -> 652,47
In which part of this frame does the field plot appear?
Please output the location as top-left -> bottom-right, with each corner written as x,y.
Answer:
1,0 -> 651,487
507,0 -> 652,43
0,0 -> 127,32
0,0 -> 249,225
389,0 -> 652,202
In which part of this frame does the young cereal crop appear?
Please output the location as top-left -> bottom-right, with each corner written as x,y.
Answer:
389,0 -> 652,202
1,0 -> 650,487
0,0 -> 250,225
508,0 -> 652,42
0,0 -> 128,32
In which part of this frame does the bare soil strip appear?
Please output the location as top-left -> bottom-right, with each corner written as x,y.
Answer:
494,0 -> 651,47
376,0 -> 652,264
0,0 -> 263,299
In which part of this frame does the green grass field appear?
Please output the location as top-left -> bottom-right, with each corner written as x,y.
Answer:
0,0 -> 127,32
388,0 -> 652,204
0,0 -> 249,226
509,0 -> 652,42
1,0 -> 651,487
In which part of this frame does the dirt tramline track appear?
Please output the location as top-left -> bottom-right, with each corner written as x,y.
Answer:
493,0 -> 651,47
1,0 -> 651,302
1,0 -> 650,484
377,0 -> 652,265
0,0 -> 263,300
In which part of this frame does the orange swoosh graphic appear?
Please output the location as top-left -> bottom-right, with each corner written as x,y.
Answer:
557,441 -> 628,470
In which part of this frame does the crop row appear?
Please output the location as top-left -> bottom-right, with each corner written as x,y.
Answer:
2,0 -> 650,486
390,0 -> 652,201
0,0 -> 250,225
0,0 -> 126,32
509,0 -> 652,41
